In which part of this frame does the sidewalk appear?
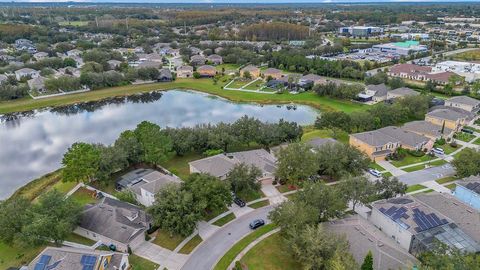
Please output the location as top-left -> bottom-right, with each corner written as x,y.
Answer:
377,161 -> 406,176
261,184 -> 287,205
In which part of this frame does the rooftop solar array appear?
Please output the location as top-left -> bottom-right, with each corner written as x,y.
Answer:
34,255 -> 52,270
464,182 -> 480,195
81,255 -> 97,270
379,206 -> 411,230
412,208 -> 448,233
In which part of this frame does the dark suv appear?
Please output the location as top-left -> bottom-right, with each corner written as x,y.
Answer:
233,197 -> 246,207
249,219 -> 265,229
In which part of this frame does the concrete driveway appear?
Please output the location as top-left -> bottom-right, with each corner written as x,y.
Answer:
133,241 -> 189,270
397,164 -> 455,185
181,205 -> 274,270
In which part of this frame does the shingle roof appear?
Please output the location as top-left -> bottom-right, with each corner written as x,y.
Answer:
427,108 -> 469,122
366,83 -> 388,97
447,96 -> 480,107
403,120 -> 452,138
351,126 -> 429,148
389,87 -> 420,97
79,197 -> 150,244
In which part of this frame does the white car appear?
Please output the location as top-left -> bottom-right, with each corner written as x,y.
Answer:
432,147 -> 445,156
368,169 -> 382,178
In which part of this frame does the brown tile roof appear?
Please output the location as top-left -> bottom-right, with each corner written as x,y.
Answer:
389,64 -> 432,75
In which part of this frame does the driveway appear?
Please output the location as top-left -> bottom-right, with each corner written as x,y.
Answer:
132,241 -> 189,270
261,183 -> 286,205
181,205 -> 274,270
397,164 -> 455,185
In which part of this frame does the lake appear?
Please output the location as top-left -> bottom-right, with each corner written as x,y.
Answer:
0,90 -> 319,199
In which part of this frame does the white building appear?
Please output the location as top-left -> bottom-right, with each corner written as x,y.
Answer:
432,61 -> 480,83
14,68 -> 39,80
372,41 -> 428,56
338,26 -> 384,37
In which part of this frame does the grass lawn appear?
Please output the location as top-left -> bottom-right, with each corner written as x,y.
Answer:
474,138 -> 480,145
152,229 -> 185,251
382,172 -> 393,178
453,148 -> 474,159
237,189 -> 265,203
65,233 -> 96,246
369,162 -> 385,171
275,184 -> 297,193
160,152 -> 203,180
301,128 -> 348,144
213,224 -> 277,270
428,159 -> 448,166
9,169 -> 63,201
403,164 -> 426,172
445,183 -> 457,190
0,242 -> 46,269
390,154 -> 435,168
454,132 -> 476,143
451,49 -> 480,61
0,78 -> 368,115
248,200 -> 270,209
436,176 -> 458,184
178,235 -> 203,254
436,143 -> 460,155
216,64 -> 240,72
406,184 -> 427,193
243,80 -> 264,91
50,180 -> 78,195
204,205 -> 229,222
129,254 -> 159,270
213,213 -> 236,227
227,79 -> 253,89
240,232 -> 301,270
69,187 -> 98,206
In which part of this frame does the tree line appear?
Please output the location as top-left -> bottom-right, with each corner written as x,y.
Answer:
239,22 -> 309,41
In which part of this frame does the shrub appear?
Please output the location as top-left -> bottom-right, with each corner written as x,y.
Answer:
450,141 -> 458,148
435,138 -> 446,145
408,150 -> 425,157
203,149 -> 224,157
145,233 -> 151,241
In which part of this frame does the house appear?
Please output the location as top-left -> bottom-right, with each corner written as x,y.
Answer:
453,176 -> 480,211
425,108 -> 470,131
240,65 -> 261,79
0,74 -> 7,84
15,38 -> 36,53
190,55 -> 206,66
33,51 -> 49,60
263,68 -> 283,80
107,59 -> 122,70
387,87 -> 419,100
58,67 -> 81,78
307,138 -> 338,148
445,96 -> 480,113
137,53 -> 163,63
358,83 -> 389,103
207,54 -> 223,65
15,68 -> 39,80
370,195 -> 480,255
197,65 -> 217,77
349,126 -> 430,161
177,65 -> 194,78
27,76 -> 46,92
403,120 -> 453,140
299,74 -> 327,86
189,149 -> 277,181
137,61 -> 161,69
75,197 -> 151,252
116,168 -> 181,206
158,68 -> 173,82
388,64 -> 432,81
26,246 -> 129,270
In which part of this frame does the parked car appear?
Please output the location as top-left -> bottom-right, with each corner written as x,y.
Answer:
368,169 -> 382,178
461,128 -> 474,134
249,219 -> 265,230
432,147 -> 445,156
233,197 -> 246,207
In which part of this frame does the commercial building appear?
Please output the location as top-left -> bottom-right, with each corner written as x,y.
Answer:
432,61 -> 480,83
338,26 -> 384,37
372,41 -> 428,56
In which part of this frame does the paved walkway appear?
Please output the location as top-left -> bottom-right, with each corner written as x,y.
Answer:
197,221 -> 220,240
422,180 -> 452,194
377,161 -> 406,176
261,184 -> 287,205
229,204 -> 254,218
133,241 -> 188,270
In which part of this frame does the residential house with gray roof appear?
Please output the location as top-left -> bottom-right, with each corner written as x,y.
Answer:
425,108 -> 471,131
26,246 -> 129,270
403,120 -> 454,140
189,149 -> 277,181
15,68 -> 39,81
387,87 -> 420,100
116,168 -> 181,206
445,95 -> 480,113
358,83 -> 389,103
75,197 -> 151,252
27,76 -> 46,92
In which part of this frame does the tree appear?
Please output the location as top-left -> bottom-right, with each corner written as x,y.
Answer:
134,121 -> 173,165
0,197 -> 31,244
452,148 -> 480,177
183,173 -> 232,216
269,200 -> 318,234
374,176 -> 407,200
114,130 -> 143,165
275,143 -> 318,185
418,241 -> 480,270
96,145 -> 128,181
243,70 -> 251,79
316,143 -> 370,179
337,176 -> 375,211
388,77 -> 405,89
226,163 -> 262,196
361,251 -> 374,270
286,224 -> 356,270
115,189 -> 138,205
148,184 -> 202,237
21,190 -> 82,245
315,111 -> 352,132
62,142 -> 101,182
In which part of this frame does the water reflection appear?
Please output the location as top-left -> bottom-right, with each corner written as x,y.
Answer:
0,90 -> 319,199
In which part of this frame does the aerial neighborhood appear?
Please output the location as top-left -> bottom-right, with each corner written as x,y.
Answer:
1,2 -> 480,270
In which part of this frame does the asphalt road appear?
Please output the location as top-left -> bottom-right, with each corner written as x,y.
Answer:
181,205 -> 274,270
397,163 -> 455,185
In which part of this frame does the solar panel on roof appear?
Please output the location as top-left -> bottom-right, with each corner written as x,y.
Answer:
46,261 -> 61,270
385,206 -> 398,216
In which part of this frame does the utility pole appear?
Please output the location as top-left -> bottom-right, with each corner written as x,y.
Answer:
95,16 -> 99,28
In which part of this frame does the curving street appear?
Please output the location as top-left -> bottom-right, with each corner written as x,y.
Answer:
181,205 -> 274,270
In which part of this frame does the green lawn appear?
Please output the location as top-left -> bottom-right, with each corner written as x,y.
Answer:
436,176 -> 458,184
204,205 -> 229,221
453,148 -> 474,159
227,79 -> 254,89
451,49 -> 480,61
382,172 -> 393,178
243,80 -> 264,91
152,229 -> 185,251
65,233 -> 96,246
445,183 -> 457,190
240,232 -> 301,270
474,138 -> 480,145
129,254 -> 159,270
69,187 -> 98,206
369,162 -> 385,171
275,184 -> 297,193
406,184 -> 427,193
390,153 -> 435,168
213,224 -> 277,270
454,132 -> 476,143
429,159 -> 448,166
403,164 -> 426,172
216,64 -> 240,72
0,242 -> 46,269
248,200 -> 270,209
435,143 -> 460,155
160,152 -> 203,180
301,129 -> 348,144
50,180 -> 78,195
213,213 -> 236,227
237,189 -> 265,203
10,169 -> 63,201
0,78 -> 368,115
178,235 -> 203,254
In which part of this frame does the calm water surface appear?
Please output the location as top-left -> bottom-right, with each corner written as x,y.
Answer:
0,90 -> 319,199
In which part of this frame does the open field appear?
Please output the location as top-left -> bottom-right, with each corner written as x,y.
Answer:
451,49 -> 480,61
0,78 -> 368,114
